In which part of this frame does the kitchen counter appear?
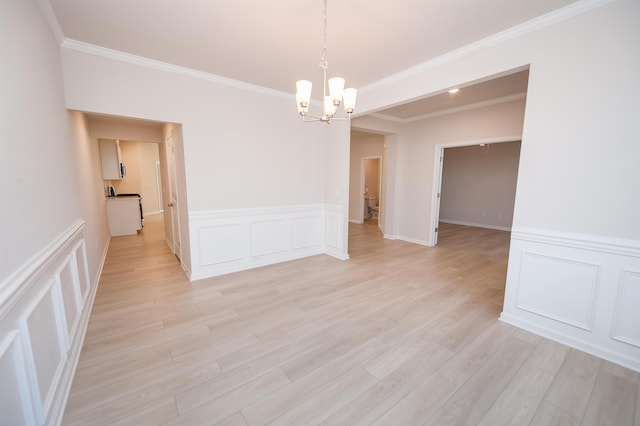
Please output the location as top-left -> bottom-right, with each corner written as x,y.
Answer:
106,195 -> 143,236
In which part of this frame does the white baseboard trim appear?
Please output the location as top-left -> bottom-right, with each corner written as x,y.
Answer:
500,312 -> 640,372
503,226 -> 640,372
383,233 -> 432,247
440,219 -> 511,232
398,235 -> 432,247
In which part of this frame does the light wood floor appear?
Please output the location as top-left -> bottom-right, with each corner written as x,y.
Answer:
63,215 -> 640,425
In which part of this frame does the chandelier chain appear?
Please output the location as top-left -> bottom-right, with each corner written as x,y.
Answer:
320,0 -> 328,68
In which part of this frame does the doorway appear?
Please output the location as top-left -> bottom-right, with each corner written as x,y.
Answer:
362,157 -> 382,226
431,137 -> 521,245
348,130 -> 385,227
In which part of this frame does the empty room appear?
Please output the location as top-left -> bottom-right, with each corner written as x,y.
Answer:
2,0 -> 639,424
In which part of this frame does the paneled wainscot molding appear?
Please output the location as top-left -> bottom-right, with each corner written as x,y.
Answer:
189,204 -> 346,281
501,227 -> 640,372
0,220 -> 102,425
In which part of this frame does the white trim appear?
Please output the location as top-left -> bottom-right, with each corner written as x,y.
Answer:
500,312 -> 640,372
394,235 -> 432,247
0,221 -> 106,425
502,227 -> 640,372
0,330 -> 37,426
189,204 -> 335,280
48,243 -> 103,426
0,220 -> 85,318
47,243 -> 103,426
514,251 -> 600,331
439,219 -> 511,232
61,39 -> 292,100
359,0 -> 616,94
611,269 -> 640,348
370,93 -> 527,123
37,0 -> 65,44
189,204 -> 326,220
511,226 -> 640,258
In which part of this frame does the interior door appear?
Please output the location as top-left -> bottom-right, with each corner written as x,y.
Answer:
166,134 -> 181,260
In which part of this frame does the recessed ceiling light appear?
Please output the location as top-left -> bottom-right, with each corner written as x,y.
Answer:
448,88 -> 460,94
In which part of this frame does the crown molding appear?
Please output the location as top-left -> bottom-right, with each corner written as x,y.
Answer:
359,0 -> 616,94
60,39 -> 293,101
370,93 -> 527,124
38,0 -> 65,44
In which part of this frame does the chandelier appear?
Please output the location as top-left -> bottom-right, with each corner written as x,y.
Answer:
295,0 -> 357,123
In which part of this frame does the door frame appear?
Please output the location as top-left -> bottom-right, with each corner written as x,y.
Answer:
430,135 -> 522,246
165,132 -> 182,260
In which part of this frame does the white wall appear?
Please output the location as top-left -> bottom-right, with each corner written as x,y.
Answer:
349,132 -> 384,223
67,112 -> 111,283
364,99 -> 526,244
357,0 -> 639,242
355,0 -> 640,370
88,116 -> 163,143
1,0 -> 80,284
59,43 -> 352,275
440,141 -> 520,230
1,2 -> 109,423
60,47 -> 326,211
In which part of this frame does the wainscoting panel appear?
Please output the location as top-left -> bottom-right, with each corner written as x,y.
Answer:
290,216 -> 323,250
0,220 -> 100,425
189,205 -> 340,280
250,220 -> 286,257
612,269 -> 640,348
74,241 -> 91,304
501,227 -> 640,372
516,252 -> 599,331
325,204 -> 348,260
0,330 -> 35,425
21,282 -> 66,420
197,223 -> 245,266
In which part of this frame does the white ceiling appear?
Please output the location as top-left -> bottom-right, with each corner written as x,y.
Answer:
48,0 -> 577,121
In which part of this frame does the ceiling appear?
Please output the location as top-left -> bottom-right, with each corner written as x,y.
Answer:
49,0 -> 576,121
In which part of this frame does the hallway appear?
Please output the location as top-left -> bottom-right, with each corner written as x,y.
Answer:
63,218 -> 639,425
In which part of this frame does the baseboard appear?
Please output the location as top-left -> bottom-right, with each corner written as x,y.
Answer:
500,312 -> 640,372
439,219 -> 511,232
502,226 -> 640,373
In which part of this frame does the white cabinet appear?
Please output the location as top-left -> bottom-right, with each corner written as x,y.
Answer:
106,197 -> 141,236
99,139 -> 124,180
